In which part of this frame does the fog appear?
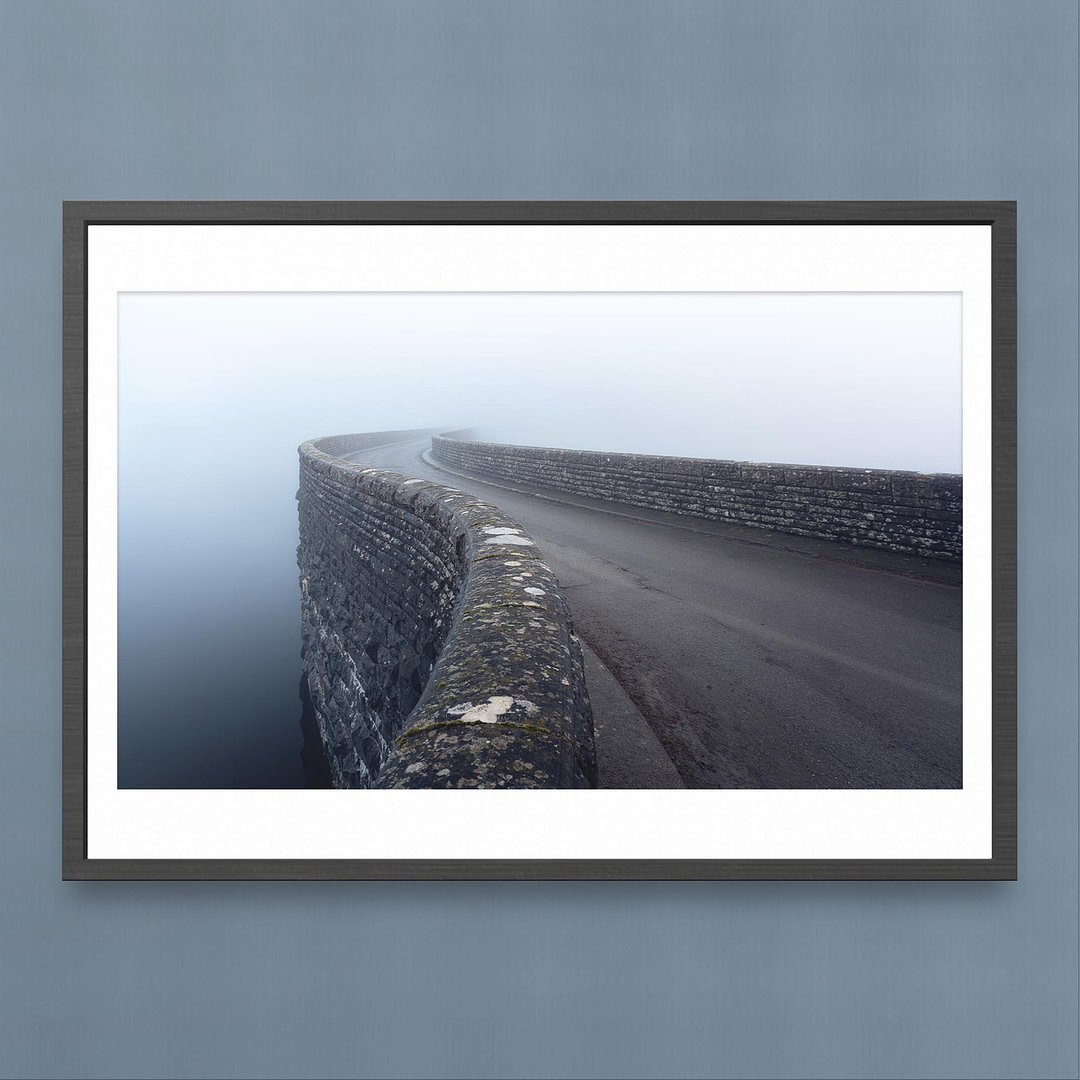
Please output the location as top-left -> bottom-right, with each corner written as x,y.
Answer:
117,292 -> 960,787
122,291 -> 961,472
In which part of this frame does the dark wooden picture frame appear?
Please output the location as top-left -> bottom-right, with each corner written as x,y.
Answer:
62,200 -> 1016,880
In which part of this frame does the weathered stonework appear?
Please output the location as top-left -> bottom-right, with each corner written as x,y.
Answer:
432,432 -> 962,560
297,432 -> 597,790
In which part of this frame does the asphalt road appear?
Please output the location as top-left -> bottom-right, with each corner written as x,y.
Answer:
348,435 -> 963,790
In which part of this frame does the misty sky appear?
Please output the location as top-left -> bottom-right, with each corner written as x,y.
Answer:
120,291 -> 961,473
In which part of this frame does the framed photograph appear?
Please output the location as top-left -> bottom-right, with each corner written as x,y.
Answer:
62,201 -> 1016,879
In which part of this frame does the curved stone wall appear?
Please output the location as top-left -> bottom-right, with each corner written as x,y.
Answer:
297,432 -> 597,790
432,432 -> 962,560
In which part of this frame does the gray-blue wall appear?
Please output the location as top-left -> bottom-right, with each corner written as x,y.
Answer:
2,2 -> 1076,1077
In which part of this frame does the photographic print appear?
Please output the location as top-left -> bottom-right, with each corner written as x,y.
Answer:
63,203 -> 1015,878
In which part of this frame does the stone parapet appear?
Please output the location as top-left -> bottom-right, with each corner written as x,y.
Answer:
297,432 -> 597,789
432,432 -> 962,560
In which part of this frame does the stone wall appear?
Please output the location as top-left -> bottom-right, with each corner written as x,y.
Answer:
297,432 -> 597,789
431,432 -> 962,560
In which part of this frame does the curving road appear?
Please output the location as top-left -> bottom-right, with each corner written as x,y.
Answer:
347,435 -> 963,790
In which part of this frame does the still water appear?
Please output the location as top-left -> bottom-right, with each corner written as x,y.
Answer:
117,447 -> 306,788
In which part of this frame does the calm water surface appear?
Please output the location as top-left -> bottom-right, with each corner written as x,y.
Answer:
117,448 -> 306,788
